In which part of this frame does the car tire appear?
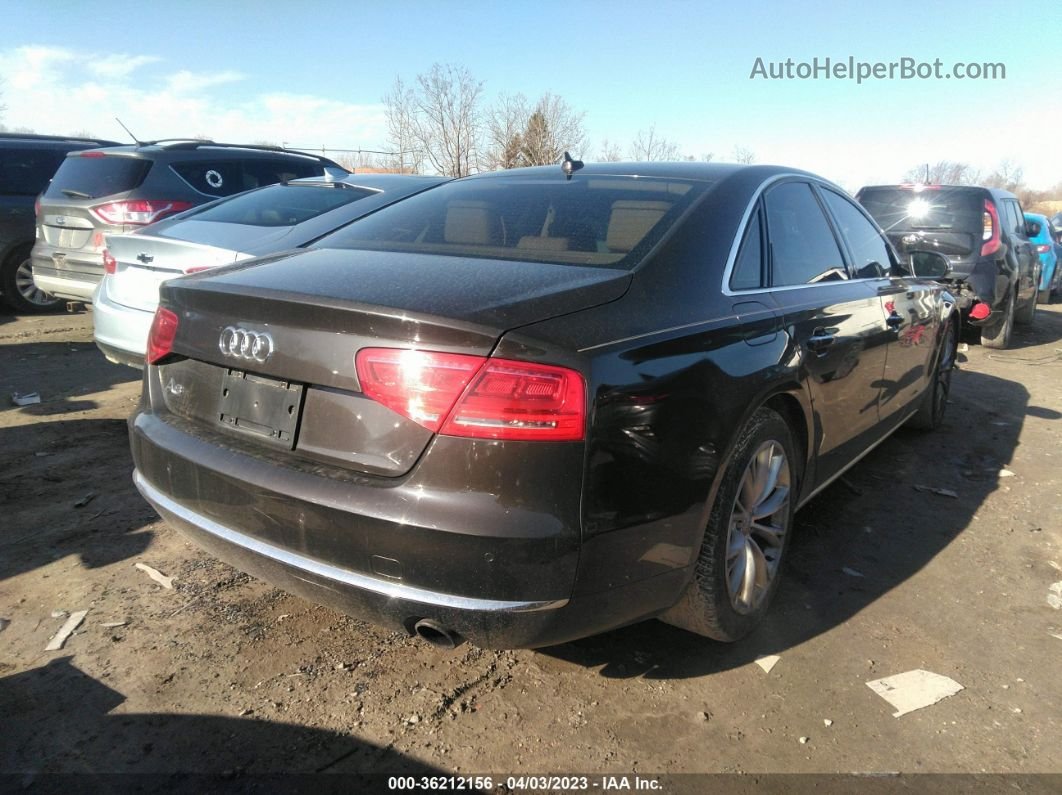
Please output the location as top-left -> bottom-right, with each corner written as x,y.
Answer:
1039,288 -> 1052,305
1015,272 -> 1038,327
980,289 -> 1014,349
907,319 -> 957,431
660,407 -> 796,642
1,246 -> 63,313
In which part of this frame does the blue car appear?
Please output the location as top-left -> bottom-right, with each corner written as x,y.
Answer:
1026,212 -> 1060,303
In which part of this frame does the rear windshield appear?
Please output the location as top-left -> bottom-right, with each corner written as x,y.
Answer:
43,154 -> 151,200
313,174 -> 709,268
171,159 -> 323,197
184,183 -> 374,227
858,187 -> 982,234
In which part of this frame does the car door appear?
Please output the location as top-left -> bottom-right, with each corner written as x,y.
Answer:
819,187 -> 940,424
1003,198 -> 1037,304
761,180 -> 891,488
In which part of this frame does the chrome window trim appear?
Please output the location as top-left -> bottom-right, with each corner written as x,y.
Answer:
721,173 -> 888,297
134,471 -> 569,614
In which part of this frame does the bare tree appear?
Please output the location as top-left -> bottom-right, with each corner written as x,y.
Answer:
484,92 -> 529,171
409,63 -> 483,178
984,159 -> 1025,193
596,138 -> 623,162
382,76 -> 424,174
628,125 -> 682,161
902,160 -> 980,185
731,146 -> 756,164
485,92 -> 586,169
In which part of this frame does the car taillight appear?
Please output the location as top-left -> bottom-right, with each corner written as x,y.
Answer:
981,200 -> 1001,257
1036,244 -> 1051,254
79,151 -> 106,158
102,249 -> 117,274
91,200 -> 193,226
146,307 -> 179,364
355,348 -> 586,441
182,266 -> 213,274
34,196 -> 41,216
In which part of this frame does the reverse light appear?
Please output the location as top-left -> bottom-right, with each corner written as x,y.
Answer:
981,200 -> 1001,257
91,199 -> 193,226
146,307 -> 179,364
102,249 -> 117,275
355,348 -> 586,441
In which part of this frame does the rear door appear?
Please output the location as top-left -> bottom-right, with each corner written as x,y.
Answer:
819,187 -> 940,423
762,180 -> 890,487
1001,197 -> 1037,304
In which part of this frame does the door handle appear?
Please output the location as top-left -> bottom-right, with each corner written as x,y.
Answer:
806,329 -> 836,352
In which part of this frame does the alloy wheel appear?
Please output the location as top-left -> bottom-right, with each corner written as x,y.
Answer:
725,440 -> 791,614
15,258 -> 59,307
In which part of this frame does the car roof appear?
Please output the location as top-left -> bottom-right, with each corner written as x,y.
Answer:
289,173 -> 450,191
0,132 -> 121,147
69,140 -> 344,169
461,161 -> 792,183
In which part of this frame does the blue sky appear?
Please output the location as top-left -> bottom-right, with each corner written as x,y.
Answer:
2,0 -> 1060,189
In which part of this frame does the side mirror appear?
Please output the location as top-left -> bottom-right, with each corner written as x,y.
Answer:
1026,221 -> 1042,237
909,250 -> 951,279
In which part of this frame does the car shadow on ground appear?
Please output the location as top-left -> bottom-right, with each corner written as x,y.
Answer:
0,656 -> 446,785
0,340 -> 140,416
540,366 -> 1035,679
0,418 -> 155,581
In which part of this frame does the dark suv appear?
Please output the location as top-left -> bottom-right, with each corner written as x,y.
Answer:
1,133 -> 120,312
31,141 -> 347,302
856,184 -> 1039,348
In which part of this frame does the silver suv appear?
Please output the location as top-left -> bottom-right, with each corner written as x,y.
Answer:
32,140 -> 346,301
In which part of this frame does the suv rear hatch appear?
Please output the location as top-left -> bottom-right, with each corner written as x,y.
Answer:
858,186 -> 984,268
151,247 -> 630,477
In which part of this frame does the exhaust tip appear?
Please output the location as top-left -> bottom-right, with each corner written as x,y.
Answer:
413,619 -> 463,650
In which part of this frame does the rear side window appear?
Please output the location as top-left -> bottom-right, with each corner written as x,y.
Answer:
729,206 -> 764,290
0,149 -> 65,196
189,183 -> 374,227
43,155 -> 151,200
765,182 -> 847,286
1002,200 -> 1024,237
171,159 -> 323,197
315,174 -> 709,269
821,189 -> 891,279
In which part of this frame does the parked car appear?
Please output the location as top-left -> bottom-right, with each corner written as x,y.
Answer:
0,133 -> 120,312
130,162 -> 958,649
856,184 -> 1039,349
1025,212 -> 1060,303
94,173 -> 448,367
31,141 -> 347,303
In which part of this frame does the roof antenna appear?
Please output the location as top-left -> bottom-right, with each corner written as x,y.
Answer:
561,151 -> 584,181
115,117 -> 143,145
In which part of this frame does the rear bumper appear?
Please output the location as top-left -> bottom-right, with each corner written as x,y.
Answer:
92,276 -> 152,366
129,406 -> 688,648
31,248 -> 103,301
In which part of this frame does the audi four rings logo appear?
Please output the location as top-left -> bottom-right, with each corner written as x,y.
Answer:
219,326 -> 274,363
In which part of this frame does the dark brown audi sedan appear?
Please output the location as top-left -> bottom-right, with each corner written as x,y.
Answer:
130,162 -> 958,649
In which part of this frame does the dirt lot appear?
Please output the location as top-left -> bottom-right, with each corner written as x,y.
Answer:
1,304 -> 1061,788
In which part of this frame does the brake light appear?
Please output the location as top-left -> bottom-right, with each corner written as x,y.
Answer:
981,200 -> 1001,257
182,266 -> 213,274
79,151 -> 106,158
102,249 -> 117,275
34,196 -> 40,217
91,200 -> 193,226
1036,244 -> 1051,254
355,348 -> 585,441
146,307 -> 179,364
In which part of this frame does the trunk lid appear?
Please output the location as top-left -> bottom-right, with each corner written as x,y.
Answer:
105,233 -> 246,311
154,247 -> 629,476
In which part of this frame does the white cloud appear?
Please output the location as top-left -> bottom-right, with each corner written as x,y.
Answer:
0,45 -> 387,151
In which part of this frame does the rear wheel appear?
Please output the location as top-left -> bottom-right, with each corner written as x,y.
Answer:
908,319 -> 957,431
1015,270 -> 1038,326
1,247 -> 62,313
1039,289 -> 1052,305
980,289 -> 1014,350
660,408 -> 796,642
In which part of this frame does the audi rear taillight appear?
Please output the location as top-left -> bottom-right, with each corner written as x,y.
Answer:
982,200 -> 1001,257
102,249 -> 117,275
91,199 -> 193,226
355,348 -> 585,441
146,307 -> 179,364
